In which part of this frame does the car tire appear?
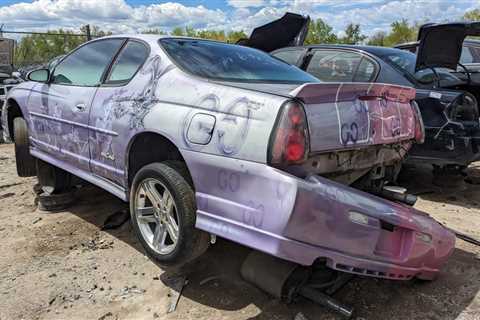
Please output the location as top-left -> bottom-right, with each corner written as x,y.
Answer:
13,117 -> 36,177
36,159 -> 72,194
130,161 -> 209,267
36,190 -> 77,212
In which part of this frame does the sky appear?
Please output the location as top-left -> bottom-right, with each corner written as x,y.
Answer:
0,0 -> 478,37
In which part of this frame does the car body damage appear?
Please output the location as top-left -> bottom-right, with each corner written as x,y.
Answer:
391,22 -> 480,168
3,34 -> 454,282
273,40 -> 480,169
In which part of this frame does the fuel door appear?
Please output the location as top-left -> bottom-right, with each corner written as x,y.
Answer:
187,113 -> 216,145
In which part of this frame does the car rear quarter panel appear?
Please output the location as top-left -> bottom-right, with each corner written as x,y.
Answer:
88,49 -> 287,187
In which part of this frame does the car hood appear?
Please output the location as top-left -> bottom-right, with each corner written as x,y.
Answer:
416,22 -> 480,72
240,12 -> 310,52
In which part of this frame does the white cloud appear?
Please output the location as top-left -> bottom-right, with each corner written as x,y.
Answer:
0,0 -> 477,36
227,0 -> 265,8
0,0 -> 227,32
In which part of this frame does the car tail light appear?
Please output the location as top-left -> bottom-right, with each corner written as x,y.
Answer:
411,101 -> 425,144
269,100 -> 309,166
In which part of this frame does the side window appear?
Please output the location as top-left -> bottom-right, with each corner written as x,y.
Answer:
306,50 -> 362,82
469,45 -> 480,63
460,46 -> 474,64
272,49 -> 305,66
106,40 -> 149,84
353,57 -> 377,82
52,39 -> 124,86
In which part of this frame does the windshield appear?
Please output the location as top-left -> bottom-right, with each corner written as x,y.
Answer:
159,38 -> 319,84
380,49 -> 462,84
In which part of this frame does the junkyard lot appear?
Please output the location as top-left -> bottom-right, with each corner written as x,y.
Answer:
0,143 -> 479,320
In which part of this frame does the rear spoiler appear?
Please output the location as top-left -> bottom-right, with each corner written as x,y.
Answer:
237,12 -> 310,52
289,82 -> 416,105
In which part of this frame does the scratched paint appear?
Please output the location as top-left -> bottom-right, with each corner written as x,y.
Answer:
4,35 -> 453,281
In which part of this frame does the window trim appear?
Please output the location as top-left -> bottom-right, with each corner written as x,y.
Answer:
102,38 -> 151,87
303,47 -> 380,83
49,37 -> 128,88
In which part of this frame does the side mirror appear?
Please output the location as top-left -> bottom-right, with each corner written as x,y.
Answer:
27,68 -> 50,83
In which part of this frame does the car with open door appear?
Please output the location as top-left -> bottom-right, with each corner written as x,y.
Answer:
272,22 -> 480,178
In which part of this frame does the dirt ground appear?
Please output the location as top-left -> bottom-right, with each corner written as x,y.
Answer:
0,143 -> 479,320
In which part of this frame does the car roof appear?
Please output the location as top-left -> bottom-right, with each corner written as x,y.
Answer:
276,44 -> 406,57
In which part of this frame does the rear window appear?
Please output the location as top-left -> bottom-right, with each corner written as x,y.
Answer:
159,38 -> 319,84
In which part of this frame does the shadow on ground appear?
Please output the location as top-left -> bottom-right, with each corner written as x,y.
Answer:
62,184 -> 480,320
398,163 -> 480,211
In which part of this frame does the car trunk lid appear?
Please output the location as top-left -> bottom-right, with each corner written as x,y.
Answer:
416,22 -> 480,71
240,12 -> 310,52
289,83 -> 417,153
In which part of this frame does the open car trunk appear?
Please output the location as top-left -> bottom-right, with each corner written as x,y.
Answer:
416,22 -> 480,71
239,12 -> 309,52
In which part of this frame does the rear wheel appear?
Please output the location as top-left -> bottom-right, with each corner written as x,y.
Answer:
130,162 -> 209,267
13,117 -> 36,177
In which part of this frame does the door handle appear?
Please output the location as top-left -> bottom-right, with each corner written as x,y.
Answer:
75,103 -> 86,112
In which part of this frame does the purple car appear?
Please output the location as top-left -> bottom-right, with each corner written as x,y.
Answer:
2,33 -> 454,281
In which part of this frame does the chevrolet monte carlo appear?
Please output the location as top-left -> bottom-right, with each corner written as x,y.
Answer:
2,34 -> 455,281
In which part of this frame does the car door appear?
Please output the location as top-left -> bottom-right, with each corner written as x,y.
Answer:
27,38 -> 125,172
88,39 -> 150,185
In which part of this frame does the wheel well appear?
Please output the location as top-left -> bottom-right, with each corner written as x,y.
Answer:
127,132 -> 193,188
6,99 -> 23,141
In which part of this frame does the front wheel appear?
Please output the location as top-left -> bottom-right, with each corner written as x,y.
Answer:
130,162 -> 209,267
13,117 -> 36,177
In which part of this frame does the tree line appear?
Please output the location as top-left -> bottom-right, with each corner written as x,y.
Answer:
10,8 -> 480,67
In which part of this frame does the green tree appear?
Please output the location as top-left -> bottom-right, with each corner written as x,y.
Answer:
142,28 -> 167,35
170,27 -> 185,36
384,19 -> 417,46
226,30 -> 248,43
367,31 -> 387,46
463,8 -> 480,21
305,18 -> 338,44
340,23 -> 366,44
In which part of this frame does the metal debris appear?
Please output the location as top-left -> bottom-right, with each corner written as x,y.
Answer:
32,217 -> 42,224
120,286 -> 146,298
166,276 -> 188,313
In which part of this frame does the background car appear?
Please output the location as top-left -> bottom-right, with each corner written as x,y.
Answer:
272,43 -> 480,177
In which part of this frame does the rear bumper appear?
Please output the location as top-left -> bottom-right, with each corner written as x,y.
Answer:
283,175 -> 455,280
183,150 -> 455,281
